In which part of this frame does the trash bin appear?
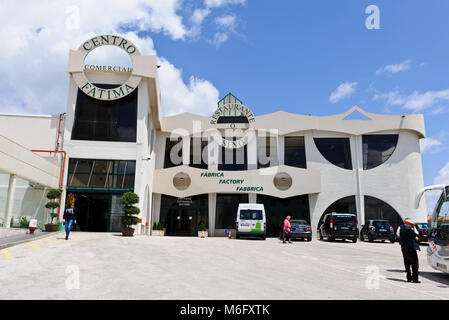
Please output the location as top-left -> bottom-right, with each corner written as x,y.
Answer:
29,219 -> 37,235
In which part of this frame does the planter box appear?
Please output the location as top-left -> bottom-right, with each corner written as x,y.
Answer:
44,224 -> 59,232
198,231 -> 208,238
121,227 -> 135,237
151,229 -> 165,237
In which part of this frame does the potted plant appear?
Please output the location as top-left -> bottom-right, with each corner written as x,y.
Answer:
198,221 -> 208,238
120,192 -> 140,237
44,189 -> 61,232
151,222 -> 165,236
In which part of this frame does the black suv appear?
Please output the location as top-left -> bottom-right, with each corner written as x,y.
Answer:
319,213 -> 358,243
360,220 -> 395,243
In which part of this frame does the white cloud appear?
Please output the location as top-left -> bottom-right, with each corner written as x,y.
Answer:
420,138 -> 442,154
373,88 -> 449,112
205,0 -> 246,8
329,82 -> 358,103
425,162 -> 449,216
159,58 -> 219,116
211,32 -> 229,47
373,90 -> 405,106
0,1 -> 221,116
425,191 -> 441,216
376,60 -> 412,75
215,14 -> 237,29
190,8 -> 212,26
434,162 -> 449,185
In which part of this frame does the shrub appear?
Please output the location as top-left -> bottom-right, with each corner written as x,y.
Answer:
198,221 -> 207,232
120,192 -> 140,229
153,222 -> 164,231
18,216 -> 30,229
45,189 -> 61,224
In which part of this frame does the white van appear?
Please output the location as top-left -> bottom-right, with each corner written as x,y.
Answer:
235,203 -> 266,240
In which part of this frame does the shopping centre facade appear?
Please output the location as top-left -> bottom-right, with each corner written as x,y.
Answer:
0,35 -> 428,236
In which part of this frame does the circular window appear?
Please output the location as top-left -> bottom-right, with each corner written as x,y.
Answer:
173,172 -> 191,191
273,172 -> 292,191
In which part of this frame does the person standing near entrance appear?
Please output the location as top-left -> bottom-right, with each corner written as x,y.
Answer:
63,203 -> 76,240
283,215 -> 292,244
397,218 -> 420,283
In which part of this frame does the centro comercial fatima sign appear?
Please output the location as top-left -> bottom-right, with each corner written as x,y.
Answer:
70,35 -> 142,101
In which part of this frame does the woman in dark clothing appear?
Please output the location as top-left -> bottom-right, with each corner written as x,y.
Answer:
63,203 -> 76,240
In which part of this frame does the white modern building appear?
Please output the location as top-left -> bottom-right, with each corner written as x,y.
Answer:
0,35 -> 428,236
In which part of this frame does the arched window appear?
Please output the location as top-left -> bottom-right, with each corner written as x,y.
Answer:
317,196 -> 357,229
362,134 -> 398,170
314,138 -> 352,170
364,196 -> 403,231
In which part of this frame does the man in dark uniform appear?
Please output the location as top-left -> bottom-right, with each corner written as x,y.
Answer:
397,218 -> 421,283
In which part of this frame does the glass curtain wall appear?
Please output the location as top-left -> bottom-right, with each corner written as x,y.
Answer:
215,194 -> 249,229
71,85 -> 138,142
284,136 -> 307,168
67,159 -> 135,190
362,135 -> 399,169
314,138 -> 352,170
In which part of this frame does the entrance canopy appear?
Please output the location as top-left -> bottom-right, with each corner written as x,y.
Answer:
0,133 -> 60,188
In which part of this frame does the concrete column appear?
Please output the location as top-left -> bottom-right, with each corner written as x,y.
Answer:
277,136 -> 285,166
353,136 -> 365,226
208,141 -> 220,170
247,134 -> 258,170
183,137 -> 190,166
248,193 -> 257,203
4,174 -> 17,228
151,193 -> 161,227
208,193 -> 216,237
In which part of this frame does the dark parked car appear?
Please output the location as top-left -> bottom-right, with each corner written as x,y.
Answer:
319,213 -> 358,243
279,219 -> 312,241
360,220 -> 395,243
415,222 -> 430,243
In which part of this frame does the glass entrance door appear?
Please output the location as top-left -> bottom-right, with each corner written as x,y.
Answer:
168,208 -> 197,236
160,194 -> 209,237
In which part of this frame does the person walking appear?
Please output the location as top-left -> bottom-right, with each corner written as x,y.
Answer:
63,203 -> 76,240
397,218 -> 421,283
283,215 -> 292,244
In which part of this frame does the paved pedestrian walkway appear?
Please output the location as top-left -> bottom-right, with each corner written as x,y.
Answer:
1,232 -> 448,300
0,230 -> 58,249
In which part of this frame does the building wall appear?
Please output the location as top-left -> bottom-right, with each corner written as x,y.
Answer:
153,123 -> 427,234
0,114 -> 59,150
62,73 -> 158,234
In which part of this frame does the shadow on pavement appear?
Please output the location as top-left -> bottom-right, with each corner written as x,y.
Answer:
387,269 -> 449,287
386,277 -> 409,283
419,271 -> 449,287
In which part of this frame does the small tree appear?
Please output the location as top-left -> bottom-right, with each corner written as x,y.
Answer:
45,189 -> 61,224
198,221 -> 207,232
120,192 -> 140,229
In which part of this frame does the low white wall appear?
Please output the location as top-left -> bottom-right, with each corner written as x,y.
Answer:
0,227 -> 27,239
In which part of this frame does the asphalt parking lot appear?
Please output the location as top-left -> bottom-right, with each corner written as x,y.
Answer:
0,232 -> 448,300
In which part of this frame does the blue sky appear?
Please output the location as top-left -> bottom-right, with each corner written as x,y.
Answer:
0,0 -> 448,211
